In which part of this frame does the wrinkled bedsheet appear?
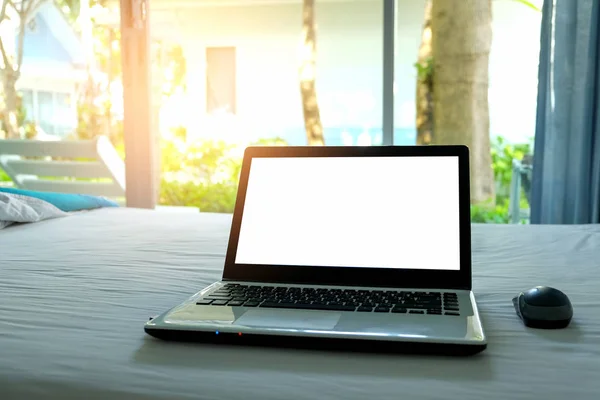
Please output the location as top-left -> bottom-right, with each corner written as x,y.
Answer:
1,208 -> 599,400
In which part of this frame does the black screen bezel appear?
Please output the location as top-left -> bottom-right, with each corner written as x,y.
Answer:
222,145 -> 472,290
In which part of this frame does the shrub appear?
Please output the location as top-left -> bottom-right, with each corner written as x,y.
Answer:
471,200 -> 510,224
159,179 -> 238,213
470,135 -> 533,223
491,135 -> 531,200
157,135 -> 287,212
158,133 -> 531,221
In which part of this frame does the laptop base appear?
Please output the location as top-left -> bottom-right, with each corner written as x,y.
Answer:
145,326 -> 486,357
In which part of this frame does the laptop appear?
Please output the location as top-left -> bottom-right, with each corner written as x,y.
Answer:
145,145 -> 487,355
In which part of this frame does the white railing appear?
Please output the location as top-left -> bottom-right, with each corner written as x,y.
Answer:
509,158 -> 532,224
0,136 -> 125,199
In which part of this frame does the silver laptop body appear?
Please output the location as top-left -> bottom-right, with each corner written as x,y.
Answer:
145,145 -> 487,355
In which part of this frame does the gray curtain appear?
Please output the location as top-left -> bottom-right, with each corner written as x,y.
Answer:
531,0 -> 600,224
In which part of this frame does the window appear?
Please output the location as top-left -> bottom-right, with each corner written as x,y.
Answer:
38,91 -> 55,134
20,89 -> 35,122
54,92 -> 74,135
19,89 -> 75,136
206,47 -> 236,115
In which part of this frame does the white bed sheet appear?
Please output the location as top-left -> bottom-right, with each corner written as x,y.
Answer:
1,208 -> 599,400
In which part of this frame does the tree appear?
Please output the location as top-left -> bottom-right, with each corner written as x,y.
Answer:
417,0 -> 495,204
417,0 -> 539,203
415,0 -> 433,145
0,0 -> 45,139
56,0 -> 124,145
299,0 -> 325,146
431,0 -> 495,204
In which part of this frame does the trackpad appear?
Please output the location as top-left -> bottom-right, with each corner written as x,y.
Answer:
235,309 -> 341,330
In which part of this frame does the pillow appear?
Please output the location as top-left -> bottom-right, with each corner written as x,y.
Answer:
0,192 -> 68,230
0,187 -> 119,212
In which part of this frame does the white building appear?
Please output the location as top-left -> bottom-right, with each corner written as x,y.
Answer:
6,1 -> 88,137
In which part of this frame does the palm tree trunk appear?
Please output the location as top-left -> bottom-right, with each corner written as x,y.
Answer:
299,0 -> 325,146
416,0 -> 433,145
431,0 -> 495,204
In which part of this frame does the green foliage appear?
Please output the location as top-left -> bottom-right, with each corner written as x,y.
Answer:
159,133 -> 529,219
0,92 -> 37,139
76,84 -> 110,138
93,26 -> 121,81
72,78 -> 124,156
158,135 -> 288,213
471,135 -> 533,223
414,56 -> 434,83
157,43 -> 187,96
160,179 -> 239,213
0,169 -> 11,182
471,199 -> 510,224
15,96 -> 38,139
491,135 -> 531,195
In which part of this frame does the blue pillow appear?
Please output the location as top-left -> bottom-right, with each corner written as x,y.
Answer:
0,187 -> 119,212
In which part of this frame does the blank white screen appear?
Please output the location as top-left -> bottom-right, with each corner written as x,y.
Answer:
235,156 -> 461,270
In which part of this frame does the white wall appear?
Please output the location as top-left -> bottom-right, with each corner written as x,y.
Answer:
152,0 -> 542,144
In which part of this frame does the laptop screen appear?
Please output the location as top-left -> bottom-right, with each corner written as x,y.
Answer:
235,156 -> 461,271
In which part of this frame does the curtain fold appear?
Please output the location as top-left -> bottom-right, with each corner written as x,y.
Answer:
531,0 -> 600,224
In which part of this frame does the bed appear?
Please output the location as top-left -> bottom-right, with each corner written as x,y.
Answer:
1,208 -> 599,400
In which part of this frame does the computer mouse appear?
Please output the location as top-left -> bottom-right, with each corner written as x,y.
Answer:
512,286 -> 573,329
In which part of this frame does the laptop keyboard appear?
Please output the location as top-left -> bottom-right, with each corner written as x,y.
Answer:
196,283 -> 461,315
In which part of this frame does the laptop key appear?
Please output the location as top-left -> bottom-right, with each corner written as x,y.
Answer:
243,301 -> 260,307
207,295 -> 232,301
211,300 -> 229,306
391,307 -> 407,313
409,310 -> 425,314
399,303 -> 427,309
357,306 -> 373,312
227,301 -> 244,307
196,299 -> 213,305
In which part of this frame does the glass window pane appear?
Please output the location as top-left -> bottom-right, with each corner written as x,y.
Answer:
20,89 -> 35,122
314,0 -> 383,146
37,91 -> 54,135
54,92 -> 75,136
393,0 -> 424,145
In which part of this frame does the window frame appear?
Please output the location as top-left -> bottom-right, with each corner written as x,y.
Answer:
382,0 -> 396,145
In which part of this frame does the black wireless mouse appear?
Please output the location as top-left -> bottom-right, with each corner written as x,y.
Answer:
512,286 -> 573,329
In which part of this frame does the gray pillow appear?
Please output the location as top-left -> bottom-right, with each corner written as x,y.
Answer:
0,192 -> 68,230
